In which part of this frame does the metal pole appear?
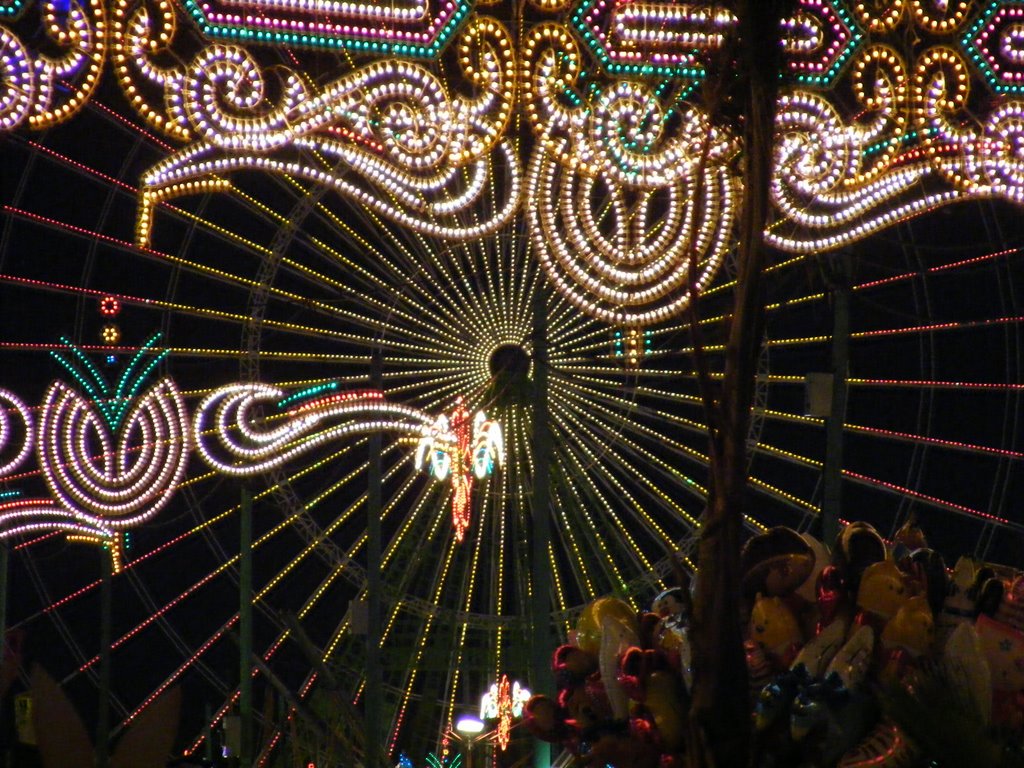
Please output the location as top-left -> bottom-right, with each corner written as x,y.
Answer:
367,348 -> 384,768
821,253 -> 851,545
204,702 -> 214,764
530,282 -> 552,768
96,548 -> 112,768
240,485 -> 254,767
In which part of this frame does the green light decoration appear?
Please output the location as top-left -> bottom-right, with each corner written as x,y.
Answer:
50,334 -> 169,430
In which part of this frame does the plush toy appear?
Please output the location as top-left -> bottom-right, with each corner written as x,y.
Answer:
650,587 -> 690,676
833,522 -> 886,596
741,527 -> 816,602
652,586 -> 690,626
642,669 -> 687,752
794,533 -> 830,606
576,597 -> 638,655
855,561 -> 909,631
553,644 -> 598,688
941,622 -> 992,726
523,694 -> 575,743
879,596 -> 934,682
938,557 -> 979,640
617,647 -> 669,701
881,596 -> 933,657
750,594 -> 803,669
976,614 -> 1024,731
826,625 -> 874,691
792,618 -> 846,678
996,574 -> 1024,633
816,565 -> 850,633
789,672 -> 875,768
893,516 -> 928,552
904,548 -> 948,617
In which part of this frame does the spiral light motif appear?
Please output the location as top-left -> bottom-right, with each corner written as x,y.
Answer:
36,379 -> 190,528
0,387 -> 32,477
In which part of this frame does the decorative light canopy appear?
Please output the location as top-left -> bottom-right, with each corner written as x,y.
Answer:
181,0 -> 474,56
7,0 -> 1024,326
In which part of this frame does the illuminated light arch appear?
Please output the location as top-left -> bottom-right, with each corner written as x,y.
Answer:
3,0 -> 1024,762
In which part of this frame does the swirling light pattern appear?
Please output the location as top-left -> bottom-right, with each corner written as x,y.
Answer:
1,0 -> 1024,765
0,388 -> 32,477
7,0 -> 1024,325
133,17 -> 519,247
195,382 -> 502,540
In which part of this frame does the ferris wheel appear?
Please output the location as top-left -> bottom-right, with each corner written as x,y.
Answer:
1,0 -> 1024,764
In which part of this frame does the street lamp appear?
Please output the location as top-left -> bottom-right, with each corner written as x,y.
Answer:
450,716 -> 490,768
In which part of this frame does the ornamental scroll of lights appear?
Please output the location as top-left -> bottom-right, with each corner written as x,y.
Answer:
6,1 -> 1024,321
0,344 -> 503,569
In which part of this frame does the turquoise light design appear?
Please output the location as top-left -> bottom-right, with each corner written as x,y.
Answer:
50,334 -> 169,430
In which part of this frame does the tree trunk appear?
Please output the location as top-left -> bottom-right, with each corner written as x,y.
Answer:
687,2 -> 793,766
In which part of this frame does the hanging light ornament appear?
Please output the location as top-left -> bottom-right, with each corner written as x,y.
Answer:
415,399 -> 503,543
479,675 -> 530,751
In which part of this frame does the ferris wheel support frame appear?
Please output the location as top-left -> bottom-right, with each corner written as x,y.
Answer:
820,251 -> 852,545
530,277 -> 553,768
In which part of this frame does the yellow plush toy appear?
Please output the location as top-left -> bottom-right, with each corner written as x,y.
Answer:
749,593 -> 802,668
856,561 -> 910,624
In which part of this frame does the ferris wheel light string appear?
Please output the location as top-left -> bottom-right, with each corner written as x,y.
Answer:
551,393 -> 699,534
559,435 -> 660,578
841,470 -> 1015,527
248,529 -> 399,759
39,433 -> 347,634
388,532 -> 461,755
0,207 -> 358,320
128,436 -> 410,729
443,498 -> 490,736
20,144 -> 273,256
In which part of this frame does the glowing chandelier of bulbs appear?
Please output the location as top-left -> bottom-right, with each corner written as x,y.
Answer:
7,1 -> 1024,326
0,370 -> 503,566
